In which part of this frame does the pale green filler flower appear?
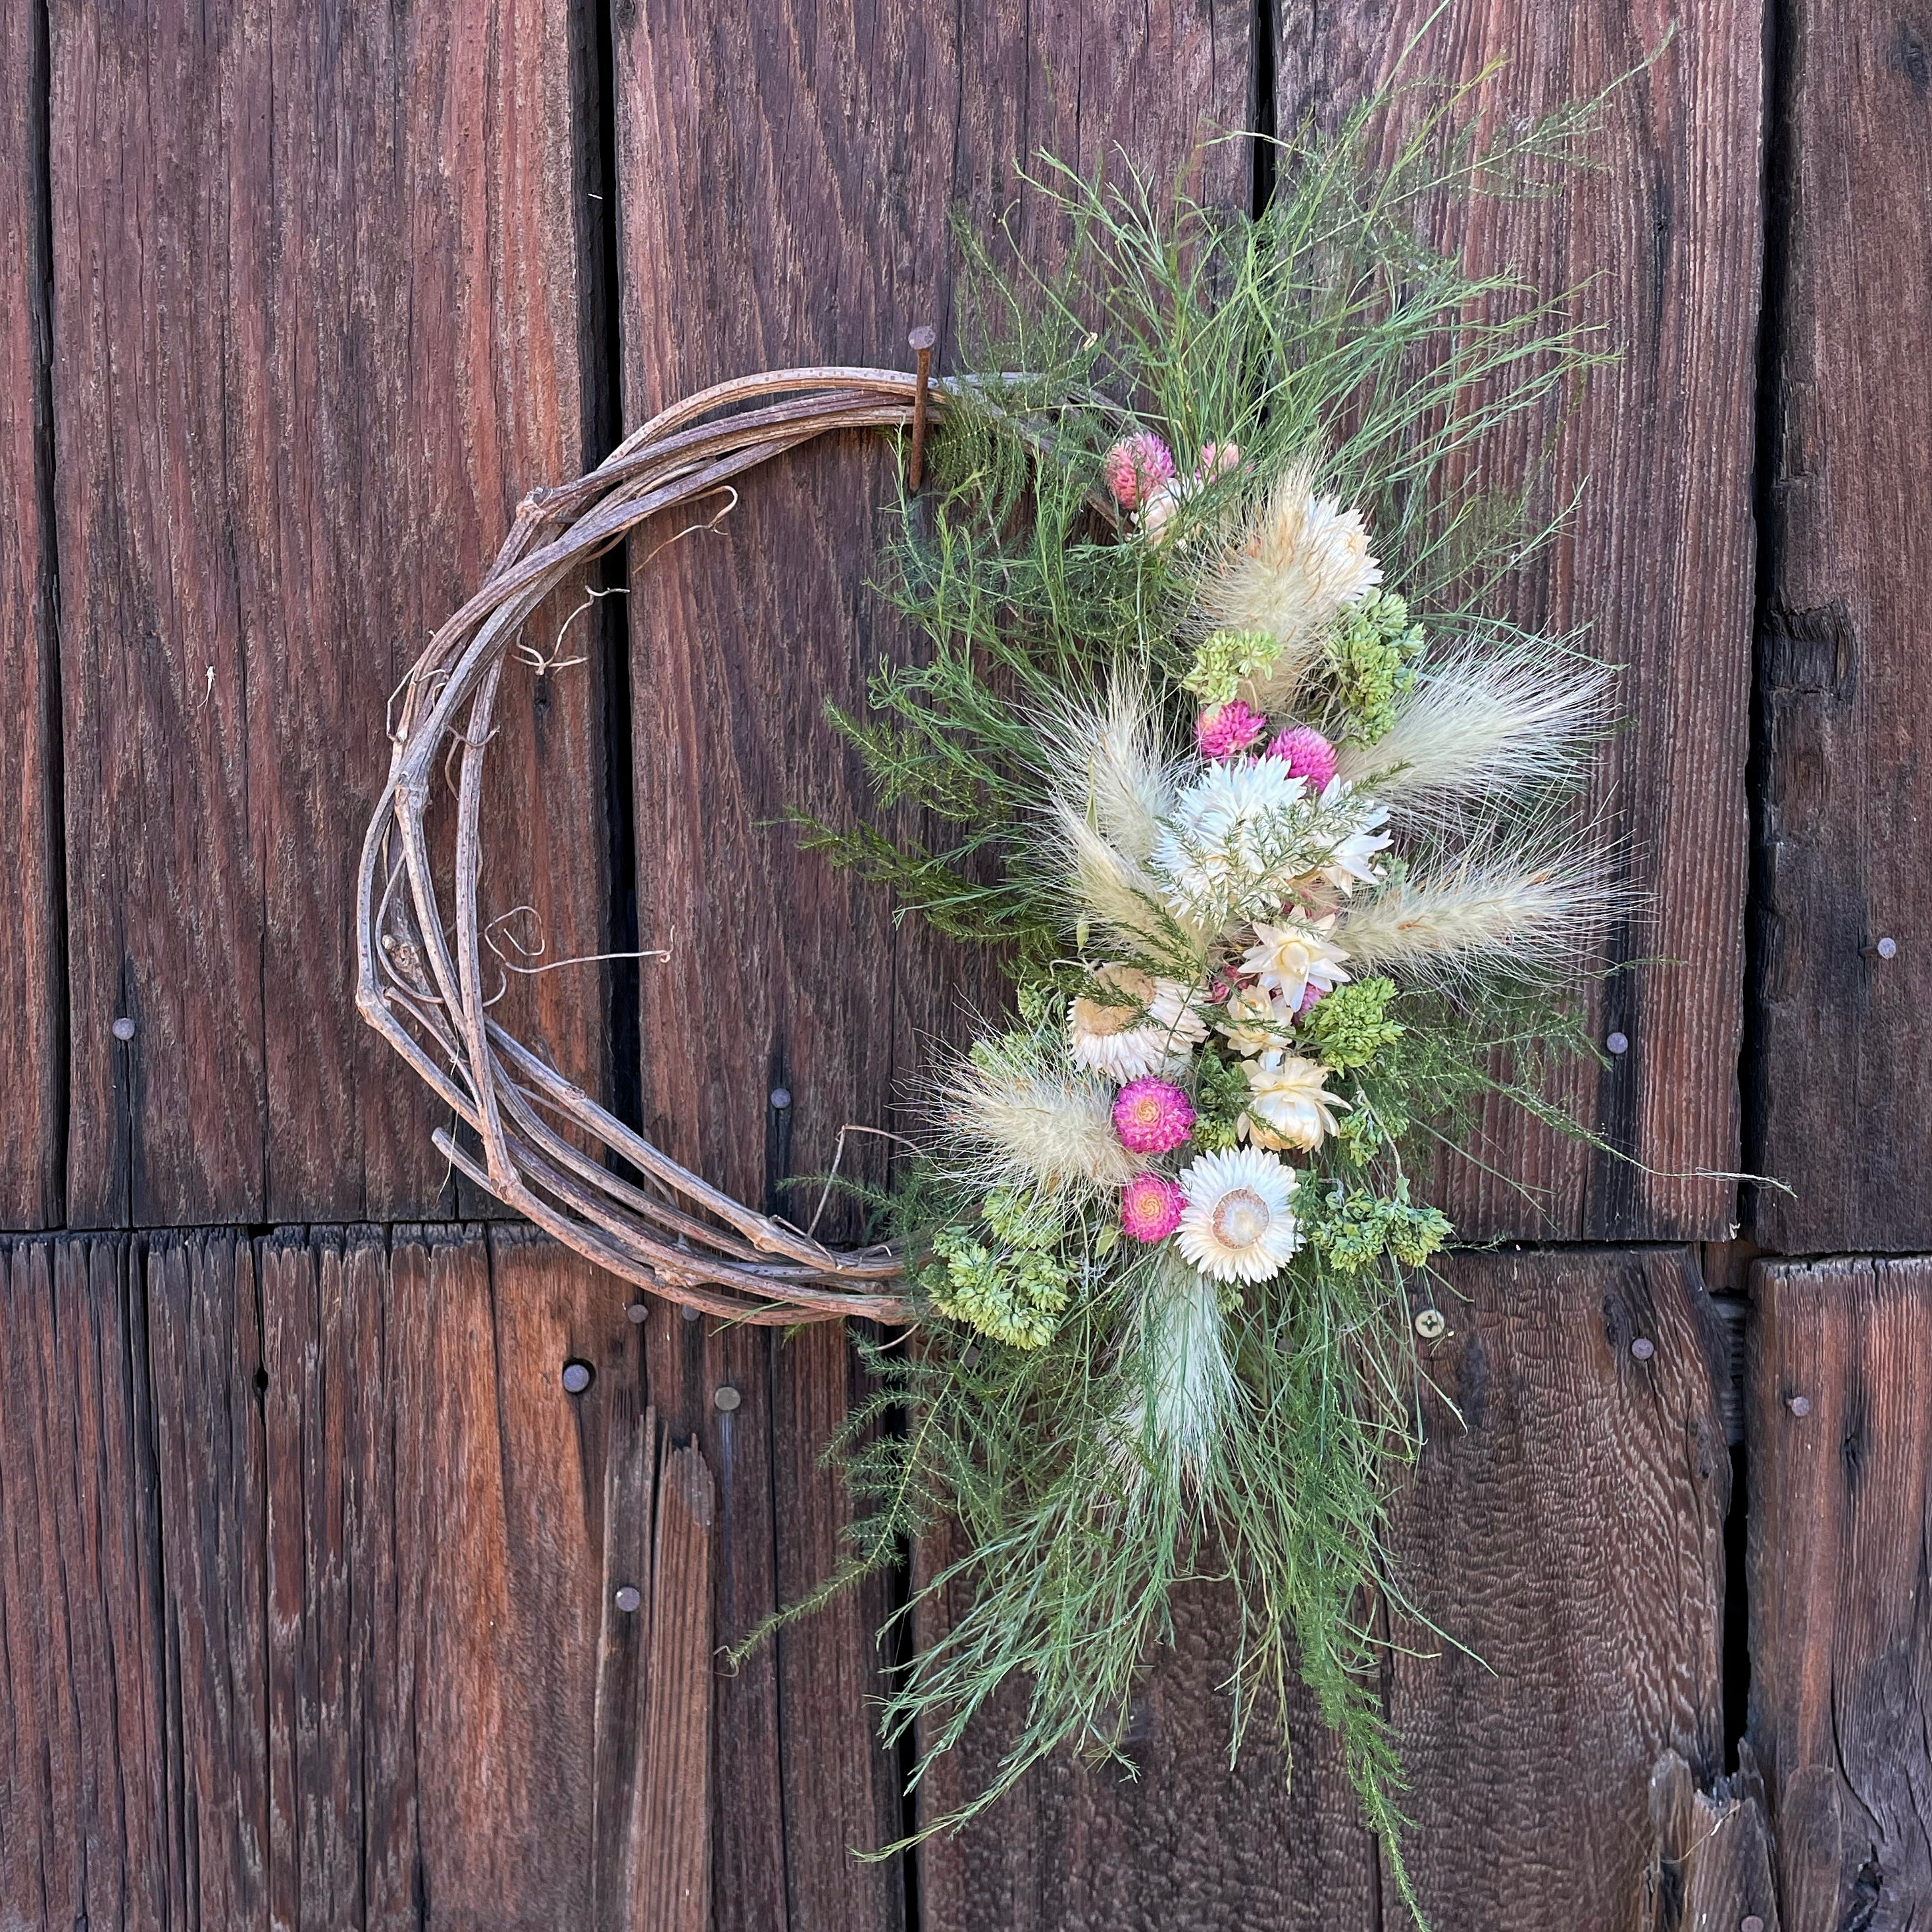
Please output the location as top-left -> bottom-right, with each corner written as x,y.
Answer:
1301,977 -> 1404,1070
1181,628 -> 1285,707
1321,592 -> 1425,746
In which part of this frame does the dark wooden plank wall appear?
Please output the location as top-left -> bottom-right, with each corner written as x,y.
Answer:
4,0 -> 1932,1927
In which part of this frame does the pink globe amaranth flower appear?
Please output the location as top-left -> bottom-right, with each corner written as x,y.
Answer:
1102,431 -> 1176,510
1113,1077 -> 1196,1154
1296,980 -> 1329,1017
1267,724 -> 1339,791
1121,1172 -> 1186,1244
1196,439 -> 1241,482
1196,700 -> 1267,761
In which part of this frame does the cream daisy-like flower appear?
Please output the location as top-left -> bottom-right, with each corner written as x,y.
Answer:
1240,915 -> 1351,1011
1217,983 -> 1292,1059
1175,1147 -> 1302,1284
1242,1052 -> 1348,1152
1315,784 -> 1392,896
1068,965 -> 1202,1080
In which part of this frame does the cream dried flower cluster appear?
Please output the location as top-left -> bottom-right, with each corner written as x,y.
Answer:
923,428 -> 1615,1342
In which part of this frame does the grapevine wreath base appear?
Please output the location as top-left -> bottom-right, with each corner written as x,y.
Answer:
357,365 -> 971,1325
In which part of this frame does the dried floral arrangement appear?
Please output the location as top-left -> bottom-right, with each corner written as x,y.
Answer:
360,71 -> 1629,1919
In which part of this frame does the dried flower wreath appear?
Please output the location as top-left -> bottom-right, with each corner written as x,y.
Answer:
361,74 -> 1633,1917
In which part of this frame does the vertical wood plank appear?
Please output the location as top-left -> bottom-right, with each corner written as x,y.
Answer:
47,0 -> 608,1227
638,1440 -> 715,1932
1747,1256 -> 1932,1932
612,9 -> 1252,1922
1279,1 -> 1762,1242
1385,1248 -> 1731,1929
0,1238 -> 170,1929
1750,0 -> 1932,1252
0,0 -> 63,1227
145,1232 -> 271,1927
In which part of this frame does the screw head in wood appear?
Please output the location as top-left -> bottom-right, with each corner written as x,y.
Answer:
1413,1308 -> 1448,1341
111,1016 -> 136,1042
1789,1394 -> 1811,1417
614,1586 -> 642,1614
626,1302 -> 649,1325
713,1384 -> 742,1412
769,1086 -> 792,1110
561,1360 -> 594,1394
1606,1030 -> 1629,1055
1631,1338 -> 1654,1360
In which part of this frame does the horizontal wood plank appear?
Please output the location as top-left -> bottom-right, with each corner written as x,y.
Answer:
1279,1 -> 1762,1242
47,0 -> 607,1227
1747,1255 -> 1932,1931
1749,0 -> 1932,1252
0,0 -> 63,1229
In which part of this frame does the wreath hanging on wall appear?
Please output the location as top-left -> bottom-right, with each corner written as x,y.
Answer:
359,76 -> 1631,1915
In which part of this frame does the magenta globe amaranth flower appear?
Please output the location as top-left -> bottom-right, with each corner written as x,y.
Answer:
1120,1172 -> 1186,1243
1195,699 -> 1267,761
1112,1077 -> 1195,1154
1265,724 -> 1338,790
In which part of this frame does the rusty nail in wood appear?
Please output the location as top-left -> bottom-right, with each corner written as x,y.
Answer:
713,1384 -> 742,1413
1788,1394 -> 1811,1417
1742,1918 -> 1764,1932
908,324 -> 938,490
1631,1338 -> 1654,1360
626,1302 -> 648,1325
1413,1308 -> 1448,1341
111,1016 -> 136,1042
680,1304 -> 701,1322
614,1585 -> 642,1614
561,1360 -> 594,1394
769,1086 -> 792,1111
1606,1030 -> 1629,1055
1866,935 -> 1899,959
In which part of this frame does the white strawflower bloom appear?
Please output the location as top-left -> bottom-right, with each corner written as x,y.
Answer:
1242,1052 -> 1348,1152
1217,983 -> 1293,1059
1196,465 -> 1384,711
1240,915 -> 1351,1010
1175,1148 -> 1302,1284
1068,965 -> 1201,1080
1154,758 -> 1309,927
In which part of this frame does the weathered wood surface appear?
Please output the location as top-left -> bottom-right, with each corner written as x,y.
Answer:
1642,1748 -> 1781,1932
46,0 -> 609,1228
1750,0 -> 1932,1254
1747,1256 -> 1932,1931
0,1 -> 63,1229
918,1247 -> 1731,1932
0,1227 -> 696,1930
611,7 -> 1252,1925
1280,2 -> 1762,1242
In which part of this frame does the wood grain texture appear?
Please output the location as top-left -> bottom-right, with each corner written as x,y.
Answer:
0,1238 -> 169,1930
611,9 -> 1253,1925
47,0 -> 608,1227
639,1440 -> 715,1932
1279,1 -> 1762,1242
1749,0 -> 1932,1252
1386,1248 -> 1731,1929
1746,1256 -> 1932,1932
0,1 -> 63,1229
1643,1748 -> 1781,1931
